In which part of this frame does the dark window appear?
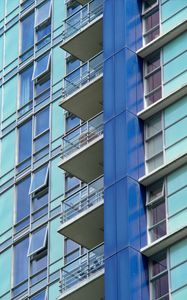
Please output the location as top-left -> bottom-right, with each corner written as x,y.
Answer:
35,74 -> 50,96
32,192 -> 48,221
67,1 -> 81,17
64,239 -> 80,264
18,119 -> 32,163
16,176 -> 31,223
20,65 -> 33,107
35,0 -> 51,27
143,1 -> 160,44
35,107 -> 49,136
65,174 -> 80,196
28,226 -> 48,256
32,52 -> 51,80
21,12 -> 34,53
14,237 -> 29,286
29,164 -> 49,194
30,250 -> 47,285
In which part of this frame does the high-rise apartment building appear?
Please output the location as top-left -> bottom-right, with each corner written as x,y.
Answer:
0,0 -> 187,300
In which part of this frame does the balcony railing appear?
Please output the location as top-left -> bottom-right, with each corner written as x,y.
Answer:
61,176 -> 103,224
63,51 -> 103,98
59,243 -> 104,294
61,112 -> 103,160
62,0 -> 103,41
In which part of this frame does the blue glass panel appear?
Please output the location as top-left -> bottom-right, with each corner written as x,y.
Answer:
35,75 -> 50,96
14,237 -> 29,286
33,192 -> 48,211
20,65 -> 33,107
35,0 -> 51,26
33,53 -> 50,80
35,107 -> 49,136
16,176 -> 31,222
37,22 -> 51,41
66,115 -> 80,132
66,58 -> 80,74
30,165 -> 48,194
31,253 -> 47,275
18,119 -> 32,163
21,13 -> 34,53
31,290 -> 46,300
28,226 -> 47,255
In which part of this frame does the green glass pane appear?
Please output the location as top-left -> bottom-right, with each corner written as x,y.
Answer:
167,164 -> 187,195
172,286 -> 187,300
49,281 -> 60,300
168,209 -> 187,234
168,186 -> 187,217
49,217 -> 64,266
0,35 -> 3,70
6,0 -> 19,15
1,130 -> 16,175
171,261 -> 187,291
163,51 -> 187,83
163,71 -> 187,97
51,100 -> 65,142
164,96 -> 187,128
170,238 -> 187,268
0,187 -> 13,235
3,75 -> 17,120
0,248 -> 12,296
53,0 -> 65,30
163,32 -> 187,64
0,0 -> 5,21
1,292 -> 10,300
165,117 -> 187,148
5,23 -> 18,66
51,157 -> 65,202
52,46 -> 66,85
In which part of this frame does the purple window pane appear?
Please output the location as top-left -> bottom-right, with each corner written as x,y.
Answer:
147,56 -> 160,73
154,273 -> 169,299
152,202 -> 166,224
147,88 -> 162,105
147,71 -> 161,92
151,221 -> 166,240
152,257 -> 167,276
145,27 -> 160,44
145,10 -> 159,32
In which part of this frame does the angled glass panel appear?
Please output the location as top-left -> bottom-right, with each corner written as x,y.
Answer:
21,12 -> 34,53
35,0 -> 51,27
35,107 -> 49,136
36,21 -> 51,50
16,176 -> 31,223
20,65 -> 33,107
29,165 -> 49,194
28,226 -> 48,256
32,52 -> 51,80
18,119 -> 32,163
14,237 -> 29,286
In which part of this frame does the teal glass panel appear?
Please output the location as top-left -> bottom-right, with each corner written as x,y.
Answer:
163,71 -> 187,97
0,187 -> 13,235
6,0 -> 19,15
1,130 -> 16,175
0,248 -> 12,296
5,23 -> 19,66
170,238 -> 187,268
163,51 -> 187,83
161,1 -> 187,33
0,35 -> 3,70
167,164 -> 187,195
164,96 -> 187,128
53,0 -> 65,30
172,286 -> 187,300
0,0 -> 5,21
165,117 -> 187,148
168,208 -> 187,233
163,32 -> 187,64
168,186 -> 187,216
3,75 -> 17,120
49,217 -> 64,267
49,282 -> 60,300
51,157 -> 65,202
171,261 -> 187,291
52,46 -> 65,85
51,100 -> 65,142
1,293 -> 10,300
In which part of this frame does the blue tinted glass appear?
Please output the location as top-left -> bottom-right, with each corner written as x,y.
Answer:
18,120 -> 32,163
29,226 -> 47,255
35,75 -> 50,96
36,0 -> 51,26
35,132 -> 49,152
67,59 -> 80,74
31,253 -> 47,275
67,2 -> 81,16
21,13 -> 34,53
31,290 -> 45,300
16,176 -> 31,222
35,107 -> 49,136
20,65 -> 33,107
66,175 -> 80,192
33,53 -> 50,80
37,23 -> 51,41
33,193 -> 48,211
66,115 -> 80,131
30,165 -> 48,194
14,237 -> 29,286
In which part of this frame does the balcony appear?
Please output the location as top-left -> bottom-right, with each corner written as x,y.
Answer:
58,176 -> 104,249
59,113 -> 103,183
60,52 -> 103,121
59,243 -> 104,300
60,0 -> 103,61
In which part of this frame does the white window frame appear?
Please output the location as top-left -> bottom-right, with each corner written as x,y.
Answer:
32,52 -> 51,81
28,225 -> 48,257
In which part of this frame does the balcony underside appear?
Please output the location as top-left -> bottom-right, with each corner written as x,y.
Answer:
59,269 -> 104,300
59,137 -> 103,183
60,76 -> 103,121
60,17 -> 103,62
59,201 -> 104,249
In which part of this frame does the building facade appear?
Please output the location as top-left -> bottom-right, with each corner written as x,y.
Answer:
0,0 -> 187,300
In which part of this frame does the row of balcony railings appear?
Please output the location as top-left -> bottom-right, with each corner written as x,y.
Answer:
61,112 -> 103,160
62,0 -> 103,41
63,51 -> 103,98
59,243 -> 104,294
60,175 -> 103,224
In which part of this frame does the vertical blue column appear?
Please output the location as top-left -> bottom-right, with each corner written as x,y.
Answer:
103,0 -> 149,299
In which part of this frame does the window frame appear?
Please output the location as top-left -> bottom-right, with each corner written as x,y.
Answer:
28,225 -> 48,257
32,52 -> 51,81
35,0 -> 52,28
29,164 -> 49,195
142,0 -> 160,45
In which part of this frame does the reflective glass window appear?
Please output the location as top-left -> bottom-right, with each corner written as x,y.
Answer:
65,174 -> 80,196
16,176 -> 31,222
35,74 -> 50,96
66,57 -> 80,74
35,107 -> 49,136
32,52 -> 51,80
31,252 -> 47,275
21,12 -> 34,53
14,237 -> 29,286
66,114 -> 80,132
28,226 -> 48,256
18,119 -> 32,163
20,65 -> 33,107
35,0 -> 51,27
36,22 -> 51,50
32,192 -> 48,220
29,164 -> 49,194
31,290 -> 46,300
